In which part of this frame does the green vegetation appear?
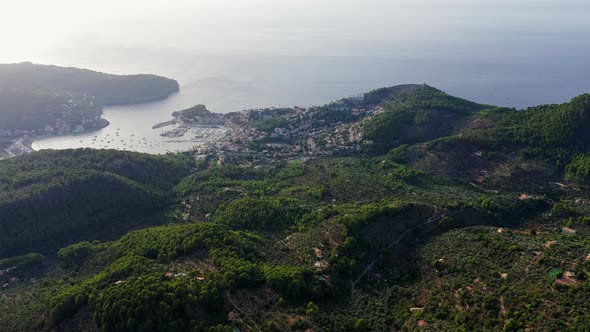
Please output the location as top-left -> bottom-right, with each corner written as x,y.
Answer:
364,85 -> 491,153
0,149 -> 192,257
251,117 -> 290,133
0,62 -> 179,130
247,108 -> 294,133
173,104 -> 212,122
0,253 -> 44,270
215,197 -> 309,230
0,86 -> 100,130
495,94 -> 590,151
312,108 -> 356,126
2,86 -> 590,331
566,154 -> 590,183
58,242 -> 97,267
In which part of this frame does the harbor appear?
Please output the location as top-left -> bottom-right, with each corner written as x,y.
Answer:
31,99 -> 230,155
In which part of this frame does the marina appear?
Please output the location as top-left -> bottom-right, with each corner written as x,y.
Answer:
31,98 -> 229,154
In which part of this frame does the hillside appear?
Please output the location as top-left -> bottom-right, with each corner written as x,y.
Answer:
389,94 -> 590,190
173,105 -> 212,120
0,149 -> 192,257
363,85 -> 498,154
0,87 -> 590,331
0,62 -> 179,130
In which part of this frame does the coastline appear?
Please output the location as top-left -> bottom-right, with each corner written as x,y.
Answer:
11,90 -> 180,156
24,90 -> 235,155
25,118 -> 111,150
101,89 -> 180,107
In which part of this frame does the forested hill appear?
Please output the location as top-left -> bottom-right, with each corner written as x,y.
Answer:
1,87 -> 590,331
0,62 -> 179,105
363,84 -> 497,153
377,91 -> 590,189
0,149 -> 193,257
0,62 -> 179,129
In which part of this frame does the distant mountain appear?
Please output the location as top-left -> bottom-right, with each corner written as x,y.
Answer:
0,62 -> 179,130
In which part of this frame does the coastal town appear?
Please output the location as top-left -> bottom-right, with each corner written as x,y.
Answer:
0,93 -> 106,158
1,88 -> 389,161
183,93 -> 385,166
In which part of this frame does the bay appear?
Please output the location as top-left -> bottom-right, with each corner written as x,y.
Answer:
3,0 -> 588,153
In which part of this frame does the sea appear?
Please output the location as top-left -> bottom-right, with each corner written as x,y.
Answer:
1,0 -> 589,154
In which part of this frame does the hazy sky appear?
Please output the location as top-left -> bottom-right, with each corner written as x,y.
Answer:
2,0 -> 590,110
3,0 -> 589,65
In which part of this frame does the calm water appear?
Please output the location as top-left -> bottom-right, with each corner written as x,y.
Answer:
32,100 -> 228,154
4,0 -> 590,153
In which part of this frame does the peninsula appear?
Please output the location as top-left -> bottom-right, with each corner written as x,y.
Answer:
0,62 -> 179,157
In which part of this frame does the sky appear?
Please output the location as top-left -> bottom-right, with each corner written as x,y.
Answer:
1,0 -> 590,110
2,0 -> 588,65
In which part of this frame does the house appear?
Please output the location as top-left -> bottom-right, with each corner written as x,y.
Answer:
347,94 -> 365,103
331,104 -> 349,112
313,260 -> 329,270
313,248 -> 324,258
556,271 -> 578,286
562,227 -> 577,235
543,241 -> 557,248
